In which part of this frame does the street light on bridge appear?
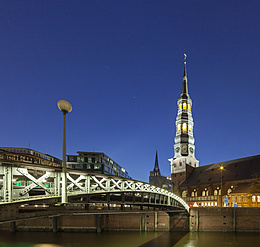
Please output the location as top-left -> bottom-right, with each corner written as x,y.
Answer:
57,99 -> 72,204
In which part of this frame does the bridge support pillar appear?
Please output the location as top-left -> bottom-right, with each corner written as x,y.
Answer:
154,212 -> 158,232
49,216 -> 58,232
96,214 -> 102,233
141,213 -> 146,231
10,221 -> 16,232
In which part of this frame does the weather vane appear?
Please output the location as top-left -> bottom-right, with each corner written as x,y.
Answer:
184,54 -> 187,65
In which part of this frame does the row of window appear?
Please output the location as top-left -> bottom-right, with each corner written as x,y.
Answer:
182,187 -> 233,197
1,148 -> 59,163
177,123 -> 193,133
178,102 -> 191,111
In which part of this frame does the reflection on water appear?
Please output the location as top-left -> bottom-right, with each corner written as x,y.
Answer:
174,232 -> 260,247
0,231 -> 260,247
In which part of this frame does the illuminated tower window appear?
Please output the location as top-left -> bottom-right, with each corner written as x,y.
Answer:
183,102 -> 187,110
188,104 -> 191,111
177,124 -> 181,132
179,104 -> 182,110
182,123 -> 187,132
189,125 -> 193,133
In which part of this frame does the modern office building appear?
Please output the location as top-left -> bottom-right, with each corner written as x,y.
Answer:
67,151 -> 131,178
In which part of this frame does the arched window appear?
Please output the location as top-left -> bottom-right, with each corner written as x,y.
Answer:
227,189 -> 232,195
179,104 -> 182,110
191,192 -> 194,197
202,191 -> 205,196
183,102 -> 187,110
182,191 -> 187,197
214,190 -> 218,196
188,104 -> 191,111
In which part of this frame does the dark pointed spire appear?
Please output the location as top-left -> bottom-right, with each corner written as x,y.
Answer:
153,150 -> 161,176
182,54 -> 188,95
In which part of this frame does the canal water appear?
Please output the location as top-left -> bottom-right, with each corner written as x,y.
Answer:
0,231 -> 260,247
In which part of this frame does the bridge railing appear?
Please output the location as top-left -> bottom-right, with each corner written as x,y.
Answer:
0,162 -> 189,212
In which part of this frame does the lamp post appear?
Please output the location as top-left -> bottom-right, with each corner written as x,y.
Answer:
57,100 -> 72,204
220,165 -> 224,207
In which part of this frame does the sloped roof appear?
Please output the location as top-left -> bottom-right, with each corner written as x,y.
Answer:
180,155 -> 260,187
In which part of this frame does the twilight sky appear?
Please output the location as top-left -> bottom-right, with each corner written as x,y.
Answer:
1,0 -> 259,182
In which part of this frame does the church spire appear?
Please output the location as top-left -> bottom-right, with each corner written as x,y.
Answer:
168,54 -> 199,192
182,54 -> 188,95
153,150 -> 161,176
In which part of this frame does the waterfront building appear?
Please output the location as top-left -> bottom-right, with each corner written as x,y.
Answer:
149,151 -> 171,190
0,147 -> 61,167
67,151 -> 131,178
180,155 -> 260,207
169,57 -> 260,207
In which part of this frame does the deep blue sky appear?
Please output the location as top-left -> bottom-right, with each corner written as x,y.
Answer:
1,1 -> 259,182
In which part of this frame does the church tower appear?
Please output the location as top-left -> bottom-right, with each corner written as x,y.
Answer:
169,55 -> 199,193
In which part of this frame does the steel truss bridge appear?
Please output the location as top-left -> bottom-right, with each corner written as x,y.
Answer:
0,159 -> 189,223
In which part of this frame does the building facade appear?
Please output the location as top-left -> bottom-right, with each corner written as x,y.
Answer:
67,151 -> 131,178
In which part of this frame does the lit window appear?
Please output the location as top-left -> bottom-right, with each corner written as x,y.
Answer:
183,102 -> 187,110
179,104 -> 182,110
232,196 -> 236,202
252,196 -> 256,202
243,196 -> 248,203
191,192 -> 194,197
182,191 -> 187,197
227,189 -> 232,195
237,196 -> 241,203
189,125 -> 193,133
219,189 -> 221,196
188,104 -> 191,111
182,123 -> 187,132
177,124 -> 181,132
214,190 -> 218,196
257,196 -> 260,202
202,191 -> 205,196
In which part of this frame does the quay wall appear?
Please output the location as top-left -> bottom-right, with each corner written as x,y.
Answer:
1,207 -> 260,232
190,207 -> 260,232
0,212 -> 189,232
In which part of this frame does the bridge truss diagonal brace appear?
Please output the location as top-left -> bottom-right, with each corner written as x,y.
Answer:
17,168 -> 53,196
91,176 -> 108,192
67,174 -> 86,192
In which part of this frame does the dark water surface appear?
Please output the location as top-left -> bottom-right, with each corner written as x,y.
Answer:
0,231 -> 260,247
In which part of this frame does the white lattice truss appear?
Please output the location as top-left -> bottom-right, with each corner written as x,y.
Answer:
0,164 -> 189,212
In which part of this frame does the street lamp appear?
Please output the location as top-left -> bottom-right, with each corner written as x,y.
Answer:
220,165 -> 224,207
57,100 -> 72,204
